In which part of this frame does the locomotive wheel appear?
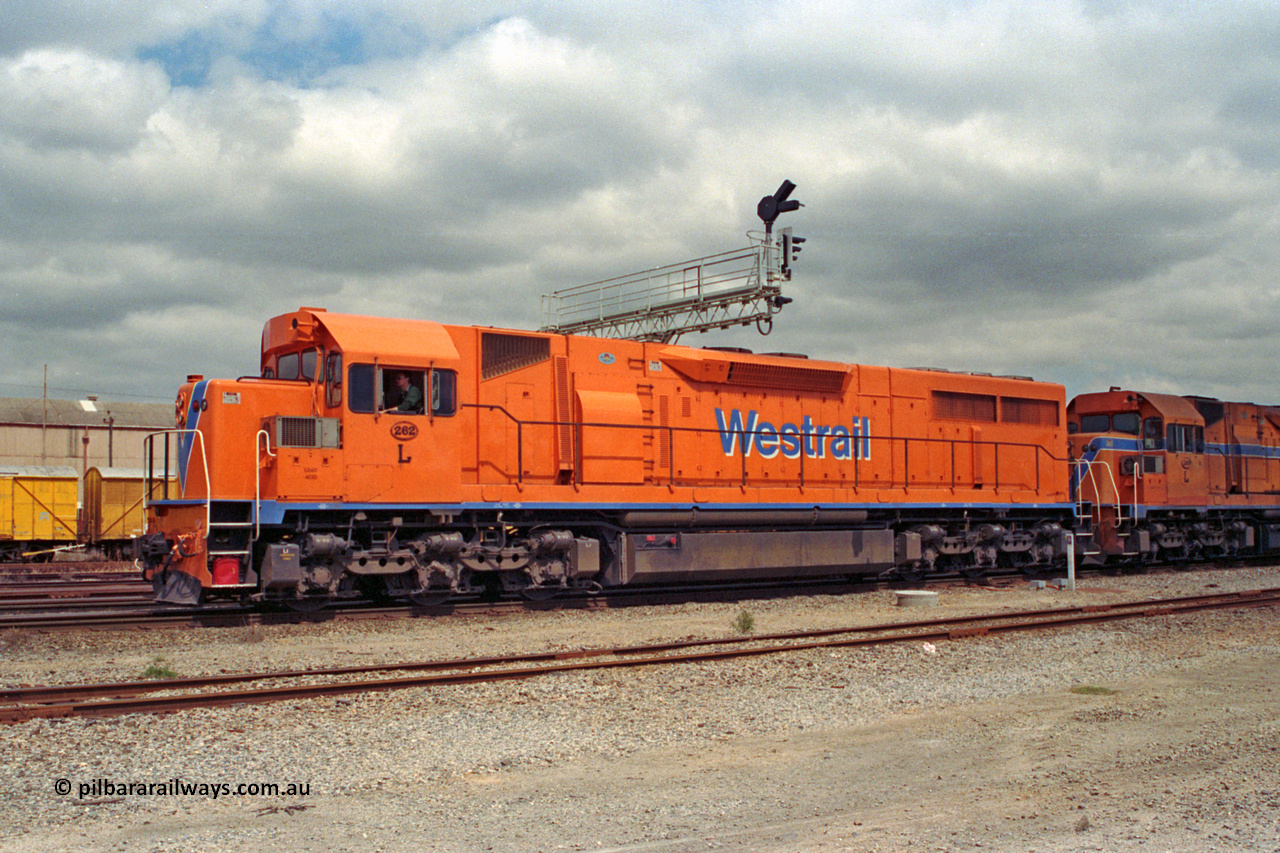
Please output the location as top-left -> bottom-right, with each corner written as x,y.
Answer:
519,585 -> 559,602
959,564 -> 989,580
356,576 -> 393,603
896,562 -> 927,584
281,595 -> 328,613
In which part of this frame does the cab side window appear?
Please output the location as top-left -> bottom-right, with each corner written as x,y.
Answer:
1165,424 -> 1204,454
348,364 -> 375,413
431,370 -> 457,416
382,369 -> 426,415
326,352 -> 343,408
1143,417 -> 1163,450
346,364 -> 455,416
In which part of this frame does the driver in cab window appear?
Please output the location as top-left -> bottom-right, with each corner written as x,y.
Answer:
381,371 -> 423,414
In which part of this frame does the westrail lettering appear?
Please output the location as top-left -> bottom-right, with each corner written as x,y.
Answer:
715,409 -> 871,461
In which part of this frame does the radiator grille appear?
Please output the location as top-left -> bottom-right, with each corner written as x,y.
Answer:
278,417 -> 318,447
482,332 -> 551,380
1000,396 -> 1060,426
723,362 -> 847,393
933,391 -> 997,423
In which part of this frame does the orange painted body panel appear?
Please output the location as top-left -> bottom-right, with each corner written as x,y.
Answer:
144,307 -> 1071,600
159,308 -> 1070,510
447,331 -> 1069,506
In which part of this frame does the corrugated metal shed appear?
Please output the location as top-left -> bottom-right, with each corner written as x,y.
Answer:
0,465 -> 81,477
0,397 -> 176,469
0,397 -> 172,428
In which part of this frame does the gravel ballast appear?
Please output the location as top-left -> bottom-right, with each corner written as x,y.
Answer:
1,566 -> 1278,852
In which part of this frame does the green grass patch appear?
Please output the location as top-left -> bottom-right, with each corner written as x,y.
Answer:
142,657 -> 179,680
1070,685 -> 1118,696
732,609 -> 756,635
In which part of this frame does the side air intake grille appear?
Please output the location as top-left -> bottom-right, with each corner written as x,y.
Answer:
274,417 -> 340,448
1000,396 -> 1060,426
482,333 -> 552,380
723,362 -> 847,394
933,391 -> 997,423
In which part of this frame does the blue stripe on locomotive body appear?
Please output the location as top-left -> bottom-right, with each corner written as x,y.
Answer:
177,379 -> 209,492
1071,434 -> 1280,499
1079,436 -> 1280,461
1206,442 -> 1280,460
1129,503 -> 1280,519
1069,436 -> 1142,496
144,498 -> 1080,528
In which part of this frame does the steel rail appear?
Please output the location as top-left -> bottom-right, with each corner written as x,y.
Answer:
0,582 -> 150,598
0,561 -> 1267,631
0,595 -> 154,612
2,587 -> 1276,724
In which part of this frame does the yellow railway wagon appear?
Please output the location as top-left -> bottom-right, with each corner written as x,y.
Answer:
0,466 -> 80,559
84,468 -> 174,558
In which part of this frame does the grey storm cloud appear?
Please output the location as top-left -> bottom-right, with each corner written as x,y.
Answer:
0,0 -> 1278,406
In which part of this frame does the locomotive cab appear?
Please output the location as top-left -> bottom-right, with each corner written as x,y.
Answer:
141,308 -> 465,605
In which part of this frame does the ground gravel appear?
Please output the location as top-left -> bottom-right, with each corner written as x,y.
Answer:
0,566 -> 1277,852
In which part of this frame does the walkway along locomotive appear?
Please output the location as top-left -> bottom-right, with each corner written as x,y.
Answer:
136,307 -> 1077,606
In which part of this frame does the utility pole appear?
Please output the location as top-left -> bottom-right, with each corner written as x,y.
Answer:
41,364 -> 47,464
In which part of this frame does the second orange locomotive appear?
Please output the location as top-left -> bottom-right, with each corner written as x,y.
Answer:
1070,389 -> 1280,562
139,307 -> 1073,605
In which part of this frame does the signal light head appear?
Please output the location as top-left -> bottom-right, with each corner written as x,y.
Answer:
757,180 -> 802,226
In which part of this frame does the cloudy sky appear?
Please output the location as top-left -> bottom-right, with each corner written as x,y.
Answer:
1,0 -> 1278,406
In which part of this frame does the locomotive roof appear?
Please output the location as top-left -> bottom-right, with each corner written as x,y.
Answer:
265,309 -> 460,364
1072,390 -> 1207,423
1136,392 -> 1203,421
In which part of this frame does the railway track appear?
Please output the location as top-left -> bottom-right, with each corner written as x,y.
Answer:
0,560 -> 136,579
0,572 -> 153,615
0,575 -> 892,631
0,560 -> 1253,631
0,583 -> 152,611
3,586 -> 1276,724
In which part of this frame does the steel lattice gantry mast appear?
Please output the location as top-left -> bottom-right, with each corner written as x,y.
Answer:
539,182 -> 804,344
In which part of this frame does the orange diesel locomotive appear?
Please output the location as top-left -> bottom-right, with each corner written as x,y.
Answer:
1069,389 -> 1280,562
138,307 -> 1074,606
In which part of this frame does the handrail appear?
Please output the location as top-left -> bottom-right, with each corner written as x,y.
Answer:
461,403 -> 524,483
143,429 -> 211,536
1073,457 -> 1134,527
255,429 -> 276,541
464,404 -> 1065,496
